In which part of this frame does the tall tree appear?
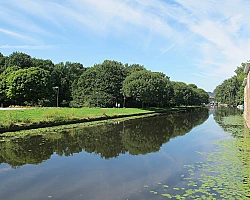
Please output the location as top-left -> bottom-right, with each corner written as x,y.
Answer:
71,60 -> 126,107
214,63 -> 246,105
6,67 -> 52,106
5,52 -> 32,68
51,62 -> 71,106
124,63 -> 145,76
0,66 -> 21,105
122,70 -> 171,107
0,53 -> 7,74
31,58 -> 54,72
65,61 -> 85,86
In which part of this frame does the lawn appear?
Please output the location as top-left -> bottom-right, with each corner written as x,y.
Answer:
0,107 -> 180,130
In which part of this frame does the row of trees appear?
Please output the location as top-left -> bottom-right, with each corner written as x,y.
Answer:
0,52 -> 84,107
214,63 -> 246,106
70,60 -> 209,107
0,52 -> 209,107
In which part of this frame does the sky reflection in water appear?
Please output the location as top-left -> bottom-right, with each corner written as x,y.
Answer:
0,108 -> 241,200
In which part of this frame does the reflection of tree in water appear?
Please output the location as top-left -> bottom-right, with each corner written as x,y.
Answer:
0,108 -> 209,168
213,107 -> 244,137
122,108 -> 209,155
214,107 -> 244,137
121,115 -> 175,155
214,107 -> 243,123
72,124 -> 126,159
0,136 -> 54,168
173,108 -> 209,136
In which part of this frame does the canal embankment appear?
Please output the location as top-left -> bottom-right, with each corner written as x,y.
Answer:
0,106 -> 200,134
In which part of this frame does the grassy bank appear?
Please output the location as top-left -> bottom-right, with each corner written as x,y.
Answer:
0,107 -> 188,133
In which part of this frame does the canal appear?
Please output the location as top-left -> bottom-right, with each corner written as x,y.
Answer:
0,107 -> 248,199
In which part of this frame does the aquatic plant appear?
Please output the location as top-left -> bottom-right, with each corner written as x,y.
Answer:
145,115 -> 250,199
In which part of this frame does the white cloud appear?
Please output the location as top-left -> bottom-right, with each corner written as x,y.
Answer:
0,45 -> 59,49
171,0 -> 250,79
1,0 -> 250,89
193,73 -> 207,78
0,28 -> 35,42
160,42 -> 177,55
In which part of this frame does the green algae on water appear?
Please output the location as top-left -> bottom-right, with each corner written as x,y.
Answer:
145,114 -> 250,199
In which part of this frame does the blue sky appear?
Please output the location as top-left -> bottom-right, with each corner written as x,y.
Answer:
1,0 -> 250,92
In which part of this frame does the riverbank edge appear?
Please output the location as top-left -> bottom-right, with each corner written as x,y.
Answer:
0,107 -> 200,134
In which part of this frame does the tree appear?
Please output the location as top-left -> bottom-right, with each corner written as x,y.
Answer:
214,63 -> 246,105
124,63 -> 145,76
170,82 -> 208,106
65,61 -> 85,86
214,76 -> 242,105
71,60 -> 126,107
0,66 -> 21,105
171,82 -> 189,106
31,58 -> 54,72
234,63 -> 246,105
6,67 -> 52,105
5,52 -> 32,68
51,62 -> 71,106
122,70 -> 171,107
188,84 -> 209,105
196,88 -> 209,104
0,52 -> 7,74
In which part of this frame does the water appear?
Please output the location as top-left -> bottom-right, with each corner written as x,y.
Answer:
0,108 -> 244,200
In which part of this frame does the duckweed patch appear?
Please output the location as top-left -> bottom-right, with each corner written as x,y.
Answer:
145,115 -> 250,199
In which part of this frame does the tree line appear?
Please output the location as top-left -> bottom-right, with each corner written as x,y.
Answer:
214,63 -> 246,106
0,52 -> 209,108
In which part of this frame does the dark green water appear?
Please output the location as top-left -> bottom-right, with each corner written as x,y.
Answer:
0,108 -> 244,200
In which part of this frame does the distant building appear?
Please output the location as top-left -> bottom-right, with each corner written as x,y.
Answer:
207,92 -> 214,103
243,61 -> 250,127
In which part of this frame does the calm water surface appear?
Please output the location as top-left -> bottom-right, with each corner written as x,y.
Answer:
0,108 -> 243,200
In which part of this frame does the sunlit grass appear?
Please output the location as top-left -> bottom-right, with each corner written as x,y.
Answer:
0,107 -> 182,129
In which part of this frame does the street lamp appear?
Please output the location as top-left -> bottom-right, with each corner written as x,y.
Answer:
123,94 -> 126,108
96,92 -> 98,107
53,86 -> 59,107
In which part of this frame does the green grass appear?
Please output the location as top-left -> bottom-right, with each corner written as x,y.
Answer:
0,107 -> 182,130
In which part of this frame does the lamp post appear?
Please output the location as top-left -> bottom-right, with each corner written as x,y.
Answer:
96,92 -> 98,107
53,86 -> 59,107
123,94 -> 126,108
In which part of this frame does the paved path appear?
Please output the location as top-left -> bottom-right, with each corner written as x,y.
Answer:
0,108 -> 28,110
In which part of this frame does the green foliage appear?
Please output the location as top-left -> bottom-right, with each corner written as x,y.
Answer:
71,60 -> 126,107
0,52 -> 85,107
6,67 -> 52,106
171,82 -> 208,106
214,63 -> 246,105
31,57 -> 54,72
124,63 -> 145,76
0,66 -> 21,105
0,52 -> 208,108
5,51 -> 32,68
51,62 -> 85,107
51,62 -> 71,106
122,70 -> 171,107
0,52 -> 7,74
